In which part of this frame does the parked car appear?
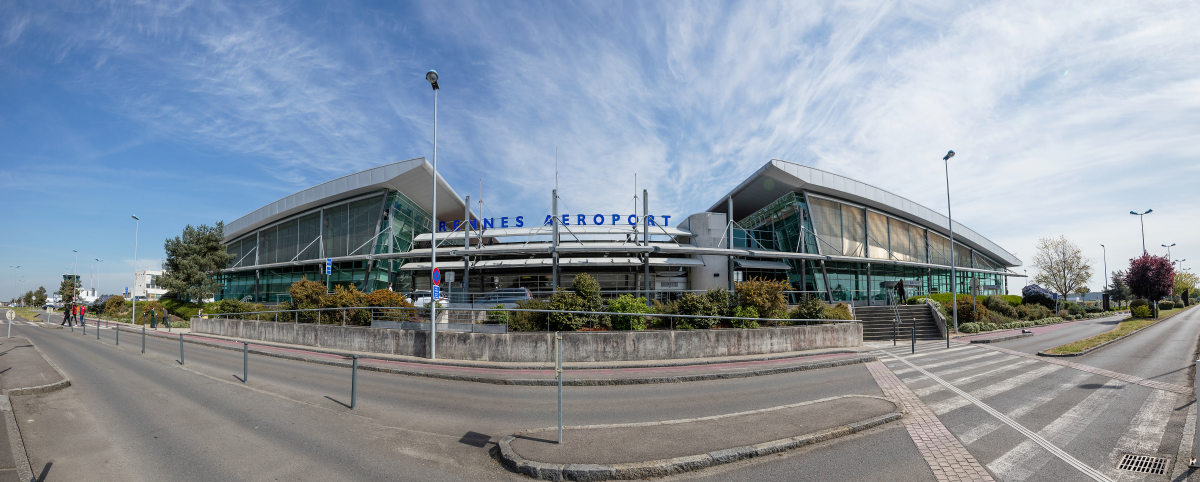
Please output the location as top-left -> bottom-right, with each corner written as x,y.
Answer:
407,290 -> 447,307
476,288 -> 532,304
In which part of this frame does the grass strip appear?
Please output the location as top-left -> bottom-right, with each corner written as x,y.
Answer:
7,306 -> 43,321
1045,307 -> 1187,355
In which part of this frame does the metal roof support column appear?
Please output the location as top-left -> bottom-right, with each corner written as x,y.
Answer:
464,195 -> 471,303
644,189 -> 650,308
728,196 -> 734,292
865,263 -> 871,307
820,260 -> 832,303
552,189 -> 559,293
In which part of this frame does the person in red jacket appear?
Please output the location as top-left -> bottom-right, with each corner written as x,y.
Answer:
79,305 -> 87,327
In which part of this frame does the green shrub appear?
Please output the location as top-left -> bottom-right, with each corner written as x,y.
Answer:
789,295 -> 826,320
957,298 -> 990,323
732,305 -> 760,329
981,323 -> 998,332
162,298 -> 204,320
1065,302 -> 1085,316
822,302 -> 853,321
704,289 -> 734,318
548,289 -> 587,330
959,322 -> 982,334
678,292 -> 718,328
1002,295 -> 1023,306
734,277 -> 788,321
1131,305 -> 1152,318
486,304 -> 509,324
1014,304 -> 1030,320
984,295 -> 1016,318
652,299 -> 683,329
1129,299 -> 1149,310
608,294 -> 649,330
1159,301 -> 1175,310
104,295 -> 127,316
511,299 -> 550,331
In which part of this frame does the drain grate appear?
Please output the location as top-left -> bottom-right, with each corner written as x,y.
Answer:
1118,454 -> 1167,475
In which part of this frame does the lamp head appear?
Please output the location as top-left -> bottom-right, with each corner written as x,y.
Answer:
131,215 -> 139,220
943,150 -> 955,161
1145,209 -> 1153,214
426,70 -> 439,90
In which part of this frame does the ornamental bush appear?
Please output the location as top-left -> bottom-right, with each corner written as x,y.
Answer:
823,302 -> 853,321
734,277 -> 788,320
1129,299 -> 1149,309
1131,305 -> 1152,318
956,297 -> 990,323
959,322 -> 982,334
548,289 -> 587,331
511,299 -> 550,331
1014,304 -> 1030,320
789,295 -> 826,321
1159,301 -> 1175,310
607,294 -> 650,330
677,292 -> 717,328
704,289 -> 734,318
984,295 -> 1016,318
486,304 -> 509,325
1065,302 -> 1085,316
1022,284 -> 1057,309
732,305 -> 760,329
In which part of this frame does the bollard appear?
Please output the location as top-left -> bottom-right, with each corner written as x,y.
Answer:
97,321 -> 100,340
180,333 -> 184,365
116,322 -> 119,346
911,325 -> 916,354
556,331 -> 563,444
893,320 -> 897,347
243,342 -> 248,383
142,325 -> 146,354
83,322 -> 86,336
351,355 -> 358,410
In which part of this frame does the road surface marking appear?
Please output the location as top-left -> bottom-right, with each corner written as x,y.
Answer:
887,352 -> 1113,482
1104,389 -> 1175,482
957,370 -> 1094,445
928,364 -> 1065,415
979,345 -> 1191,394
891,350 -> 1003,376
911,359 -> 1040,397
865,360 -> 995,481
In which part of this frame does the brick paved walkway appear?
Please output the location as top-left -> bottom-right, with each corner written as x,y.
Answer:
866,360 -> 995,481
979,345 -> 1190,394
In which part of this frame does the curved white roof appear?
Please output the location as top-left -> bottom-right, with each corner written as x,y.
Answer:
707,160 -> 1021,267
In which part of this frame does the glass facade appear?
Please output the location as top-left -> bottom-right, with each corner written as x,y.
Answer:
739,191 -> 1009,305
217,190 -> 432,303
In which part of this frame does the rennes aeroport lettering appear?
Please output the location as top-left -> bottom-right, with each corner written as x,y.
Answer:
437,214 -> 672,232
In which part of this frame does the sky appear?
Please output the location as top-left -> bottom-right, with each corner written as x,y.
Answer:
2,0 -> 1199,300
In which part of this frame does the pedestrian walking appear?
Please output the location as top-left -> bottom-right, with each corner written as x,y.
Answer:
80,305 -> 87,327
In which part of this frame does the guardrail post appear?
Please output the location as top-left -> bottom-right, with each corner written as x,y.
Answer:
351,355 -> 358,410
243,342 -> 248,383
556,331 -> 563,444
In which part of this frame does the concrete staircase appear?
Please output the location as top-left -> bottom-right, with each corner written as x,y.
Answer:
855,305 -> 943,341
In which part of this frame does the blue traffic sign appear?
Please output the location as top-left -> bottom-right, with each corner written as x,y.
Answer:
325,258 -> 332,275
432,285 -> 440,300
432,268 -> 441,285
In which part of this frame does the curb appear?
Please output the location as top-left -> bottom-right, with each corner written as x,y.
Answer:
495,395 -> 904,480
82,321 -> 876,386
0,396 -> 33,482
4,339 -> 72,397
969,333 -> 1033,344
1038,308 -> 1192,357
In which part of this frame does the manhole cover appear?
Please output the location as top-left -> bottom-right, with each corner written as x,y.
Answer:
1118,454 -> 1167,475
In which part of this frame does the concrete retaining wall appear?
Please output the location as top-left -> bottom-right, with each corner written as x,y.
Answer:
191,318 -> 862,362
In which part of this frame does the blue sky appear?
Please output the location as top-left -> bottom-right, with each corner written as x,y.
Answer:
2,0 -> 1199,299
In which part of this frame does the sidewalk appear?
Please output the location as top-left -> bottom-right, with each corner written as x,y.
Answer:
0,336 -> 69,482
498,394 -> 903,480
34,312 -> 877,386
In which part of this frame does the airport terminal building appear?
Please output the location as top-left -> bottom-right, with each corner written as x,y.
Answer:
218,158 -> 1022,305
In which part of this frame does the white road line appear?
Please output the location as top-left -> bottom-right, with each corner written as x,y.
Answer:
928,364 -> 1065,415
1171,402 -> 1196,482
1105,389 -> 1176,482
958,370 -> 1095,446
888,345 -> 975,359
891,350 -> 1002,376
985,378 -> 1125,482
912,359 -> 1040,397
887,352 -> 1113,482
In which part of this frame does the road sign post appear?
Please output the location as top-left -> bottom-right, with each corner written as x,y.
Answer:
5,309 -> 13,339
431,267 -> 441,359
556,331 -> 563,444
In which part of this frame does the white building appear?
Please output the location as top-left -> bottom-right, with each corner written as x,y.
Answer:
132,270 -> 169,301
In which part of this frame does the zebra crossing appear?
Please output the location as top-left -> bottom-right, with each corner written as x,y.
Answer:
874,342 -> 1188,481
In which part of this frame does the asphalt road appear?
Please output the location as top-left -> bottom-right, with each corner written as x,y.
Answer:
14,314 -> 888,481
13,308 -> 1200,481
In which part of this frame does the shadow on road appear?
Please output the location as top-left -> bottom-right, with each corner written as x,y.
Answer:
459,431 -> 492,448
35,462 -> 51,482
323,396 -> 350,409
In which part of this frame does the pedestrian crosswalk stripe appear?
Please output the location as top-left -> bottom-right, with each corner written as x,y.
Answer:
886,352 -> 1114,482
1103,389 -> 1175,481
912,359 -> 1039,397
928,364 -> 1064,415
957,370 -> 1094,446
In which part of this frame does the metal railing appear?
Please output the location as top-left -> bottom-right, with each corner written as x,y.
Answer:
192,304 -> 859,333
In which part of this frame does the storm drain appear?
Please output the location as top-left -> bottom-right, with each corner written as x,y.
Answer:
1118,454 -> 1167,475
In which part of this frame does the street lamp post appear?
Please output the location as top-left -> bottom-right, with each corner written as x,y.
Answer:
426,69 -> 440,360
942,150 -> 957,348
132,215 -> 140,327
95,259 -> 104,297
72,249 -> 79,302
1162,243 -> 1176,261
1130,209 -> 1152,254
1100,245 -> 1108,293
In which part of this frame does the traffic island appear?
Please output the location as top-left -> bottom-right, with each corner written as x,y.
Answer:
1039,306 -> 1195,357
496,394 -> 903,480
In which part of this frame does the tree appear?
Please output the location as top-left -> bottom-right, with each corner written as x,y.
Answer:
1106,271 -> 1132,307
158,222 -> 235,302
58,278 -> 80,304
1031,236 -> 1094,303
1125,254 -> 1174,306
33,286 -> 46,306
1176,272 -> 1198,298
22,290 -> 33,306
1075,286 -> 1090,295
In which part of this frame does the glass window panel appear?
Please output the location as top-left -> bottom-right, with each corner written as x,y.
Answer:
297,212 -> 321,260
277,219 -> 298,262
323,203 -> 350,258
259,226 -> 276,265
808,197 -> 842,255
929,231 -> 951,266
955,243 -> 972,268
910,224 -> 927,263
867,211 -> 889,259
842,205 -> 865,258
347,196 -> 382,255
888,218 -> 912,262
